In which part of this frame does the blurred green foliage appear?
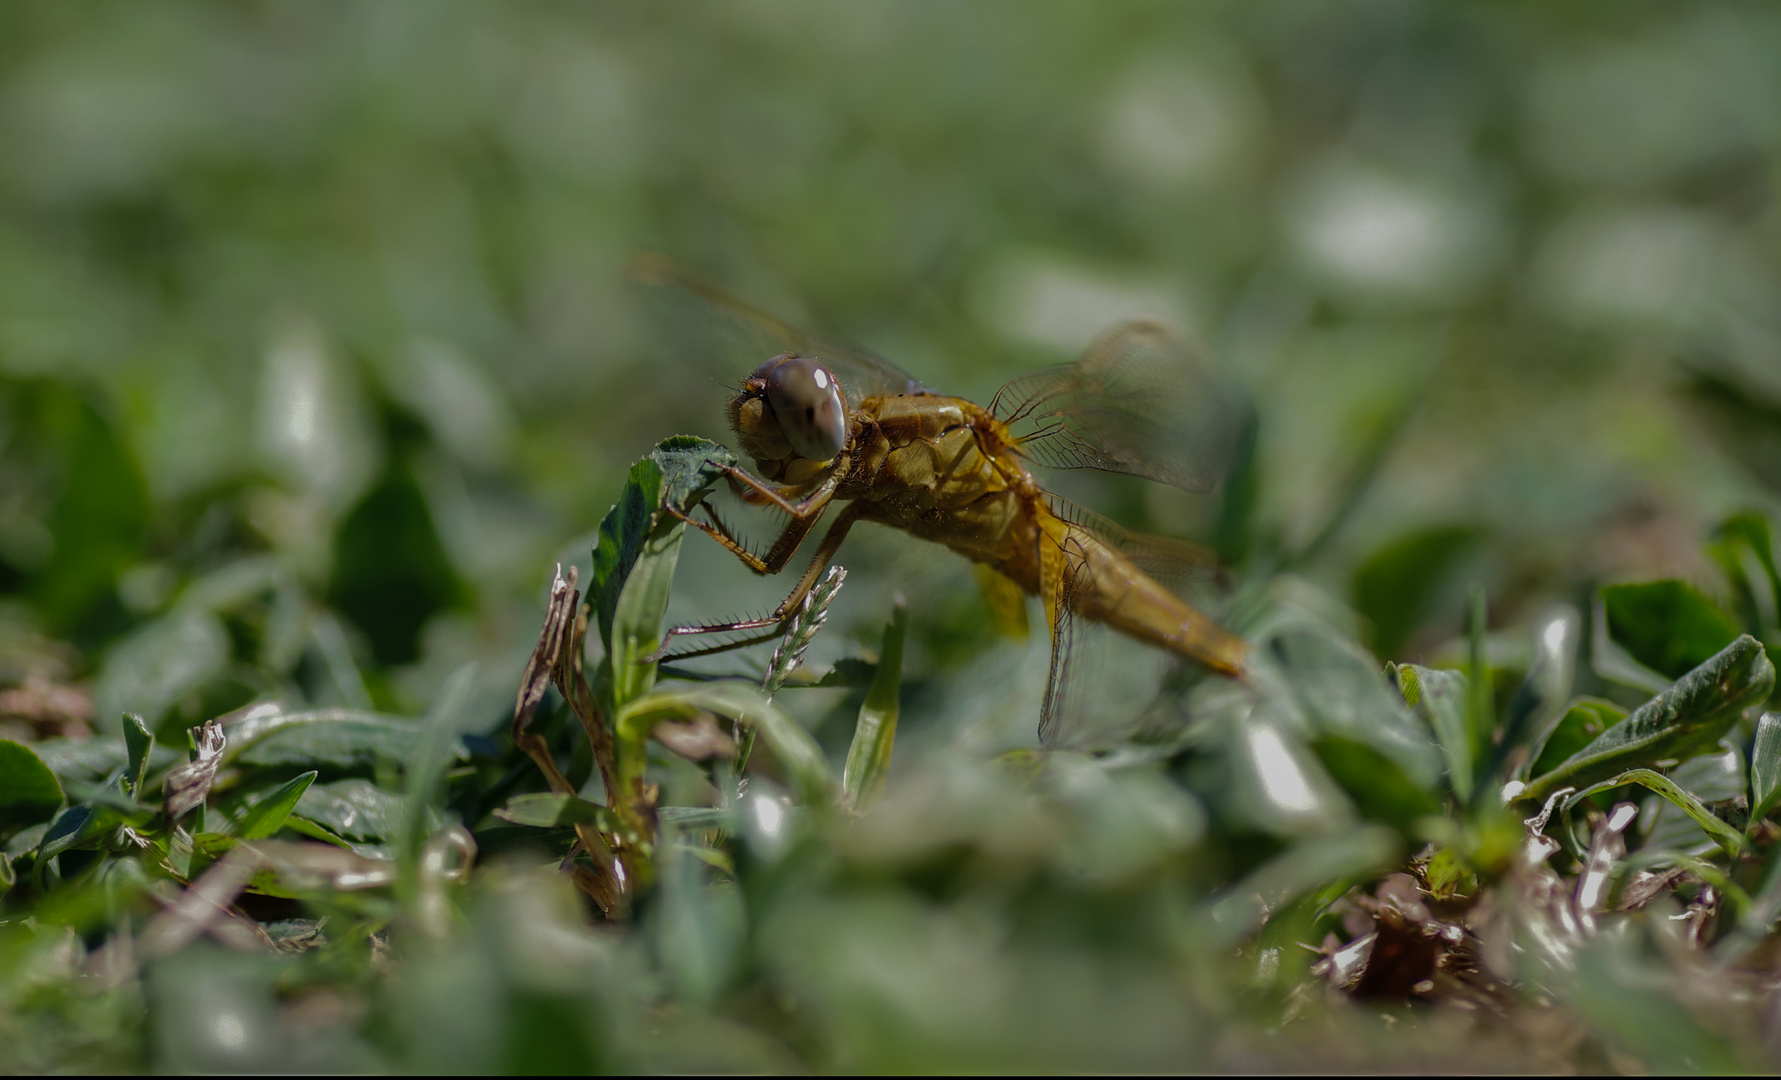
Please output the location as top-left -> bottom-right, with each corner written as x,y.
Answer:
4,0 -> 1781,1072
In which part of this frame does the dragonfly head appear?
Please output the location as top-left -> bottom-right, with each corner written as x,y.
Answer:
730,354 -> 850,469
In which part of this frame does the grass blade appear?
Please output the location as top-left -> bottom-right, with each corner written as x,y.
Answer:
237,770 -> 318,840
843,601 -> 905,812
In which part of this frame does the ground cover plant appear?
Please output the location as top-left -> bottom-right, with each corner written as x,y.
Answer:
6,428 -> 1781,1070
6,2 -> 1781,1072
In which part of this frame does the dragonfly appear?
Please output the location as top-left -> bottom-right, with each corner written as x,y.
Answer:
633,256 -> 1249,745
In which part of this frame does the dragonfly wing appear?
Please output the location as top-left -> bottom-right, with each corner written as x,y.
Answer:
1036,515 -> 1227,750
996,320 -> 1243,493
1037,527 -> 1084,748
629,253 -> 927,405
1041,491 -> 1223,594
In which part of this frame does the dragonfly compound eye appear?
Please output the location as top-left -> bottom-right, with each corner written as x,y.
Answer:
764,357 -> 847,462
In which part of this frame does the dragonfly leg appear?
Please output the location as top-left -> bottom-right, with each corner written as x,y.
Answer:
724,465 -> 840,517
668,491 -> 827,576
649,503 -> 863,662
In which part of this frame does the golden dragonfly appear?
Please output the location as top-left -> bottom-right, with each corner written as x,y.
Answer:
634,257 -> 1248,744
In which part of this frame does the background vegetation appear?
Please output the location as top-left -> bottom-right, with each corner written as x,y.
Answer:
4,1 -> 1781,1071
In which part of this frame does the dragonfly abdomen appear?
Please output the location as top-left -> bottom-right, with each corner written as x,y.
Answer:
1051,519 -> 1247,677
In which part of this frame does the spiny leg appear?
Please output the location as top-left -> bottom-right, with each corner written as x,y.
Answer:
669,497 -> 826,576
649,503 -> 864,662
725,465 -> 841,517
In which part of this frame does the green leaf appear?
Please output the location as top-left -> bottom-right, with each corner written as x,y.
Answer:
294,778 -> 407,841
0,740 -> 65,834
1351,524 -> 1481,659
1310,736 -> 1441,829
1271,626 -> 1442,790
495,793 -> 623,834
843,603 -> 905,812
122,712 -> 154,797
1754,711 -> 1781,824
36,802 -> 126,863
282,815 -> 354,850
1523,635 -> 1775,802
1643,746 -> 1743,854
1601,580 -> 1742,681
592,438 -> 737,709
224,706 -> 456,772
1564,768 -> 1745,856
237,771 -> 318,840
1527,698 -> 1626,780
1393,664 -> 1473,801
30,735 -> 177,785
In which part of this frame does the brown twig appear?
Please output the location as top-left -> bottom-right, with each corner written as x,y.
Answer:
512,564 -> 624,915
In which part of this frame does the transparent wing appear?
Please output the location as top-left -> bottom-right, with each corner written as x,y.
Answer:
1041,491 -> 1223,594
1037,530 -> 1185,750
628,252 -> 928,406
994,320 -> 1242,493
1036,515 -> 1226,750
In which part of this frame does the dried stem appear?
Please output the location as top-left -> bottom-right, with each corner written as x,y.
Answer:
512,564 -> 623,914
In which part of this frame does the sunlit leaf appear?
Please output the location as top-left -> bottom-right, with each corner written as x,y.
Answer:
1500,604 -> 1581,760
236,771 -> 318,840
655,817 -> 744,1005
36,802 -> 127,863
293,779 -> 406,841
1523,635 -> 1775,802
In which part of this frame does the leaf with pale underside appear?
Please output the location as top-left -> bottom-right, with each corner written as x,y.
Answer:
1523,635 -> 1774,803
